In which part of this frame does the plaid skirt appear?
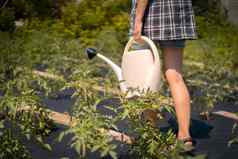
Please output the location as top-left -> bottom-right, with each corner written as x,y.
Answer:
129,0 -> 197,41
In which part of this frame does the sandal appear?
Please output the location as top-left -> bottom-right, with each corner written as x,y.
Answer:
178,137 -> 196,152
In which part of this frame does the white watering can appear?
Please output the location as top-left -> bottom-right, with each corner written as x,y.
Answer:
85,36 -> 161,98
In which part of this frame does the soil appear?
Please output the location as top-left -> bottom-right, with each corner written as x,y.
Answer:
21,89 -> 238,159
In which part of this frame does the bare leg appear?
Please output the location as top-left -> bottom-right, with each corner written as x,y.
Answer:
163,48 -> 191,143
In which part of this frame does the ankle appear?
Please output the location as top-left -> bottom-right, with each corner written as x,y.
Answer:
177,132 -> 191,139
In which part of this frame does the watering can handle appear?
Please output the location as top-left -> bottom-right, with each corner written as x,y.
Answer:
124,36 -> 160,63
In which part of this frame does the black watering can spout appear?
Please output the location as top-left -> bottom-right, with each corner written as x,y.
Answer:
85,48 -> 97,60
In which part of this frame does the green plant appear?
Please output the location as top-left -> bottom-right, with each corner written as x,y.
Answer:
0,129 -> 32,159
0,8 -> 15,31
55,0 -> 130,44
228,114 -> 238,147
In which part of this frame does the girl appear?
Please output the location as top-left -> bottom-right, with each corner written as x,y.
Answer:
130,0 -> 197,149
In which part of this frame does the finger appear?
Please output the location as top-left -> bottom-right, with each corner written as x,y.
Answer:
136,37 -> 144,44
133,32 -> 143,43
133,31 -> 140,40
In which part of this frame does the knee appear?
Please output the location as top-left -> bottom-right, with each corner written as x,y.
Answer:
165,69 -> 183,85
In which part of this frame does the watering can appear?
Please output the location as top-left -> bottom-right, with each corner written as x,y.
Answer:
85,36 -> 161,98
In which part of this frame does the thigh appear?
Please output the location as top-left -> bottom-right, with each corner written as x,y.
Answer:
154,40 -> 185,73
163,48 -> 184,74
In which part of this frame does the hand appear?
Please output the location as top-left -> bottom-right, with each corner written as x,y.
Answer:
133,20 -> 143,43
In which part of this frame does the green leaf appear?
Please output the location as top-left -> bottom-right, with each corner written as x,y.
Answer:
91,145 -> 100,152
228,138 -> 238,147
36,136 -> 43,143
74,142 -> 82,155
0,121 -> 4,129
100,148 -> 109,158
25,133 -> 31,140
58,131 -> 65,142
43,144 -> 52,151
109,151 -> 117,159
